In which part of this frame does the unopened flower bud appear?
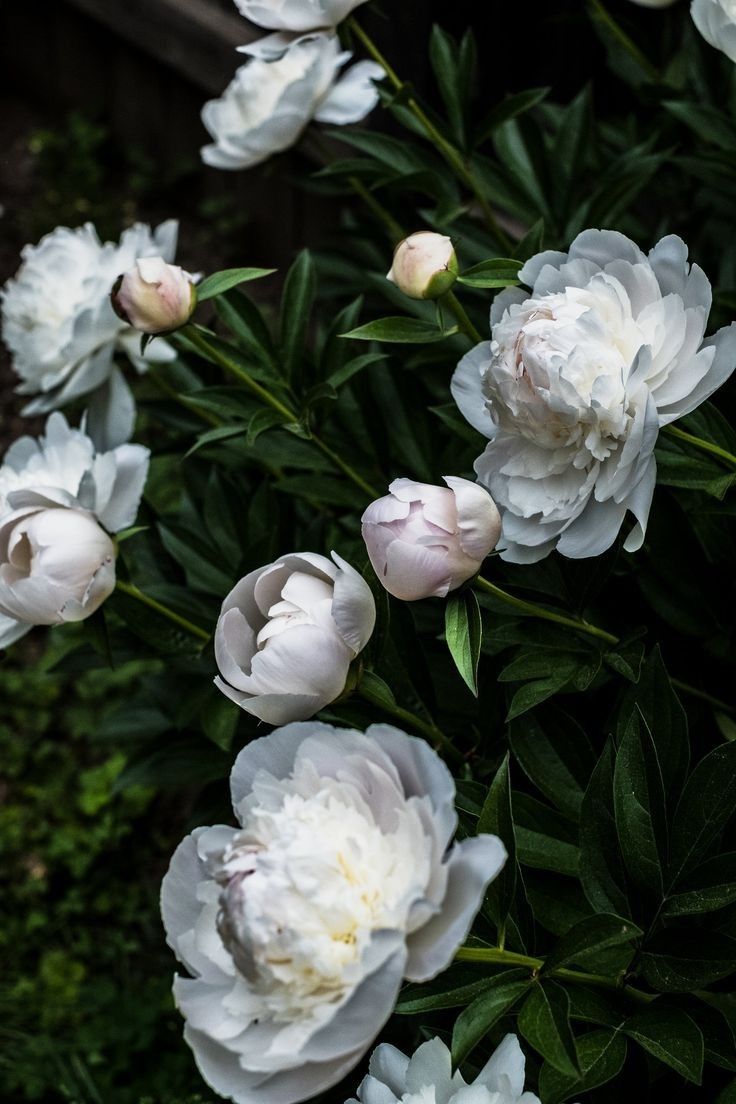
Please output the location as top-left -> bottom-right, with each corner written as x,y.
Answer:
111,257 -> 196,335
387,232 -> 458,300
0,507 -> 116,626
362,477 -> 501,601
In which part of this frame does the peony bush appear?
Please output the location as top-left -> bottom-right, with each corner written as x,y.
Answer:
3,2 -> 736,1103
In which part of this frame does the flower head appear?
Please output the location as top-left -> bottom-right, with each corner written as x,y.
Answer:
362,477 -> 500,601
201,33 -> 382,171
0,221 -> 179,447
233,0 -> 368,32
161,721 -> 507,1104
112,257 -> 197,335
451,229 -> 736,562
0,412 -> 149,646
214,551 -> 376,724
387,233 -> 458,301
349,1034 -> 550,1104
691,0 -> 736,62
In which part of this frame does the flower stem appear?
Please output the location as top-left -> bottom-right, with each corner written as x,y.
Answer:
347,18 -> 512,252
671,678 -> 735,715
475,575 -> 619,646
358,683 -> 463,764
662,424 -> 736,470
115,579 -> 211,643
181,325 -> 380,501
587,0 -> 660,83
455,945 -> 655,1004
348,174 -> 405,243
441,291 -> 483,345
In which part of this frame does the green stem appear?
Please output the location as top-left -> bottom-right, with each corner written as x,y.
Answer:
442,291 -> 483,345
115,579 -> 210,643
455,945 -> 655,1004
662,424 -> 736,470
475,576 -> 619,647
671,678 -> 735,716
587,0 -> 660,83
358,683 -> 462,764
149,367 -> 222,427
181,325 -> 380,501
348,174 -> 405,243
347,18 -> 512,251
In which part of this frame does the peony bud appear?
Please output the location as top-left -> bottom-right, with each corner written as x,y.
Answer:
362,477 -> 501,601
214,551 -> 376,724
111,256 -> 196,335
387,232 -> 458,300
0,507 -> 116,626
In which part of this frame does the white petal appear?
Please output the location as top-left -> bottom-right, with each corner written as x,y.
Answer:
451,343 -> 495,438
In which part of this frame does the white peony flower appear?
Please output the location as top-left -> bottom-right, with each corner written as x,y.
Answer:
0,412 -> 149,647
349,1034 -> 553,1104
691,0 -> 736,62
201,33 -> 383,171
234,0 -> 368,32
0,220 -> 179,449
451,229 -> 736,563
161,721 -> 507,1104
387,233 -> 459,301
362,477 -> 501,601
214,551 -> 375,724
627,0 -> 678,8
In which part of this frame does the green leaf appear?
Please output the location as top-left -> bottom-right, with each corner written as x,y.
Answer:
185,424 -> 248,457
451,971 -> 531,1064
327,351 -> 385,389
340,317 -> 457,343
663,852 -> 736,916
273,474 -> 364,509
215,290 -> 275,369
538,1029 -> 627,1104
457,258 -> 522,288
641,931 -> 736,991
476,87 -> 550,144
107,590 -> 207,657
196,267 -> 275,302
358,670 -> 398,712
519,982 -> 579,1077
396,966 -> 505,1015
280,250 -> 315,381
543,913 -> 642,974
613,711 -> 666,898
445,590 -> 482,695
623,1007 -> 703,1084
429,24 -> 465,144
246,408 -> 288,445
669,741 -> 736,882
580,741 -> 631,917
509,710 -> 595,820
513,795 -> 580,878
478,754 -> 517,933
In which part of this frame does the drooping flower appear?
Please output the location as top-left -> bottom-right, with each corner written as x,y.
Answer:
362,477 -> 501,601
451,229 -> 736,562
233,0 -> 369,32
161,721 -> 507,1104
349,1034 -> 552,1104
387,232 -> 458,301
214,551 -> 375,723
0,220 -> 179,448
691,0 -> 736,62
201,33 -> 382,171
0,412 -> 149,647
111,257 -> 197,335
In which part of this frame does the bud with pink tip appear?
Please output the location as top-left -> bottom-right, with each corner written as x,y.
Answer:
111,257 -> 196,335
387,232 -> 458,300
361,477 -> 501,601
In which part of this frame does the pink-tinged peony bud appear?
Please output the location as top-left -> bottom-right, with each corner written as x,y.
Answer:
111,257 -> 196,335
387,232 -> 458,300
362,477 -> 501,601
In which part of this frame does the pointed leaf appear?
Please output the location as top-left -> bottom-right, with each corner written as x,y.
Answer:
519,981 -> 579,1077
445,590 -> 482,695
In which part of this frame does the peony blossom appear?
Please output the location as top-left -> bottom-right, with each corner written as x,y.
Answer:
201,33 -> 382,171
214,551 -> 375,723
112,257 -> 197,335
161,721 -> 507,1104
627,0 -> 677,7
691,0 -> 736,62
451,229 -> 736,563
349,1034 -> 553,1104
387,232 -> 458,301
362,477 -> 501,601
233,0 -> 368,32
0,412 -> 149,647
0,220 -> 179,449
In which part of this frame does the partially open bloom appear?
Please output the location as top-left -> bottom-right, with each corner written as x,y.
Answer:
234,0 -> 368,32
387,233 -> 458,300
451,229 -> 736,562
0,412 -> 149,647
201,33 -> 382,171
691,0 -> 736,62
362,477 -> 501,601
214,551 -> 375,723
112,257 -> 197,335
349,1034 -> 549,1104
0,221 -> 179,448
161,721 -> 507,1104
